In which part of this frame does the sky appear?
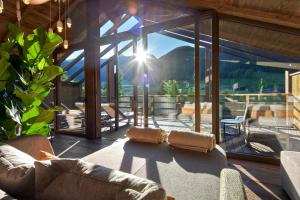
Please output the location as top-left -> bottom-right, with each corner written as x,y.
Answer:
65,16 -> 193,63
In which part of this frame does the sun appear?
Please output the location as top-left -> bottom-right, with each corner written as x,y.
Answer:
135,48 -> 148,63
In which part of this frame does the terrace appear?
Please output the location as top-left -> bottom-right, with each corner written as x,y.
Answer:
0,0 -> 300,200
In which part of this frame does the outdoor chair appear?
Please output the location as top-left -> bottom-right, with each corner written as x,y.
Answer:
102,103 -> 134,125
221,105 -> 252,138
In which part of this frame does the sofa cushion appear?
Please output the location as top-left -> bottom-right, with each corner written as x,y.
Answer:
281,151 -> 300,200
220,169 -> 246,200
0,143 -> 36,198
35,159 -> 166,200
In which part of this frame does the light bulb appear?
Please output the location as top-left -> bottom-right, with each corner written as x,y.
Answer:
48,27 -> 53,33
66,17 -> 72,28
57,20 -> 63,32
23,0 -> 30,5
0,0 -> 3,14
63,39 -> 68,49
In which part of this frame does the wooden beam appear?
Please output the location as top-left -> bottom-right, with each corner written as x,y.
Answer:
63,52 -> 84,71
77,40 -> 134,85
143,33 -> 149,128
114,36 -> 119,130
84,0 -> 101,139
132,38 -> 138,126
194,16 -> 201,132
65,67 -> 83,82
106,64 -> 111,102
211,12 -> 220,144
99,15 -> 195,45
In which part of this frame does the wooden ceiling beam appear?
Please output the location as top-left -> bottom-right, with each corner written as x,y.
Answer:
186,0 -> 300,31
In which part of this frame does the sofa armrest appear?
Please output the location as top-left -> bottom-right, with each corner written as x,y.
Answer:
5,135 -> 54,160
220,168 -> 247,200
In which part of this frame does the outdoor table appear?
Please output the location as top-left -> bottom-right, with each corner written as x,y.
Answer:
221,118 -> 243,135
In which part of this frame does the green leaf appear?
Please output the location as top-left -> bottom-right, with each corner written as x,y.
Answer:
36,65 -> 63,84
43,32 -> 63,56
4,100 -> 21,125
34,108 -> 55,124
1,119 -> 18,139
37,57 -> 50,70
14,88 -> 42,107
0,58 -> 11,91
24,121 -> 48,135
22,106 -> 40,122
7,23 -> 24,46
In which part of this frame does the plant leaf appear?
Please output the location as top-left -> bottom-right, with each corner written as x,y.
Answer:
22,106 -> 40,122
0,58 -> 11,91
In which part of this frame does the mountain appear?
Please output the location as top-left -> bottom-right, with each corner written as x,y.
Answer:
61,46 -> 285,93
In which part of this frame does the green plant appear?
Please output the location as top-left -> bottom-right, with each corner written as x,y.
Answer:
0,24 -> 64,139
160,80 -> 178,96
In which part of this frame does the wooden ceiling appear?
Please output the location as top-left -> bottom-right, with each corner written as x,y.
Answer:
185,0 -> 300,30
0,0 -> 83,42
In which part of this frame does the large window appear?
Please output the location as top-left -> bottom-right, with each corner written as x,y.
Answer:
218,18 -> 300,159
57,50 -> 86,135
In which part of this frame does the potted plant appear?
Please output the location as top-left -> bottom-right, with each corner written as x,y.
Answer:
0,24 -> 64,140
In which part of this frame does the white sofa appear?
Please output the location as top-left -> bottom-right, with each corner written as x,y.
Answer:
281,151 -> 300,200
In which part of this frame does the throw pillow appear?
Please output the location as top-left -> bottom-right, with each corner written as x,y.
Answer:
35,159 -> 166,200
0,142 -> 36,198
39,151 -> 59,161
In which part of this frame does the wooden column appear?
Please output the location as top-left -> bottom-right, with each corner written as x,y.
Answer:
143,34 -> 149,127
194,16 -> 201,132
84,0 -> 101,139
212,12 -> 220,144
114,40 -> 119,130
106,64 -> 111,102
205,48 -> 212,102
133,38 -> 138,126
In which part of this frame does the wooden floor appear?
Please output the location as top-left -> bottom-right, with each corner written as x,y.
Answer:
51,130 -> 290,200
57,115 -> 300,160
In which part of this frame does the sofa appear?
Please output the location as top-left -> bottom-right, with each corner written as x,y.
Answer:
281,151 -> 300,200
0,135 -> 246,200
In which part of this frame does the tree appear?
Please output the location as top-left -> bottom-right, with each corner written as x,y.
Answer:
159,80 -> 178,96
0,24 -> 63,139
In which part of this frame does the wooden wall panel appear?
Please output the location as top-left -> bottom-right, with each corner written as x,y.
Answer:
292,74 -> 300,130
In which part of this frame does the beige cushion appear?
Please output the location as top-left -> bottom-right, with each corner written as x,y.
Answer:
0,143 -> 36,198
220,169 -> 246,200
281,151 -> 300,200
35,159 -> 166,200
126,127 -> 167,144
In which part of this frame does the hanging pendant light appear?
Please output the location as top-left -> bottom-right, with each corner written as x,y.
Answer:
48,27 -> 53,33
66,0 -> 72,28
63,39 -> 68,49
57,0 -> 63,32
57,20 -> 63,32
23,0 -> 30,5
16,0 -> 21,27
63,0 -> 68,49
48,0 -> 53,33
23,0 -> 50,5
66,17 -> 72,28
0,0 -> 4,14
